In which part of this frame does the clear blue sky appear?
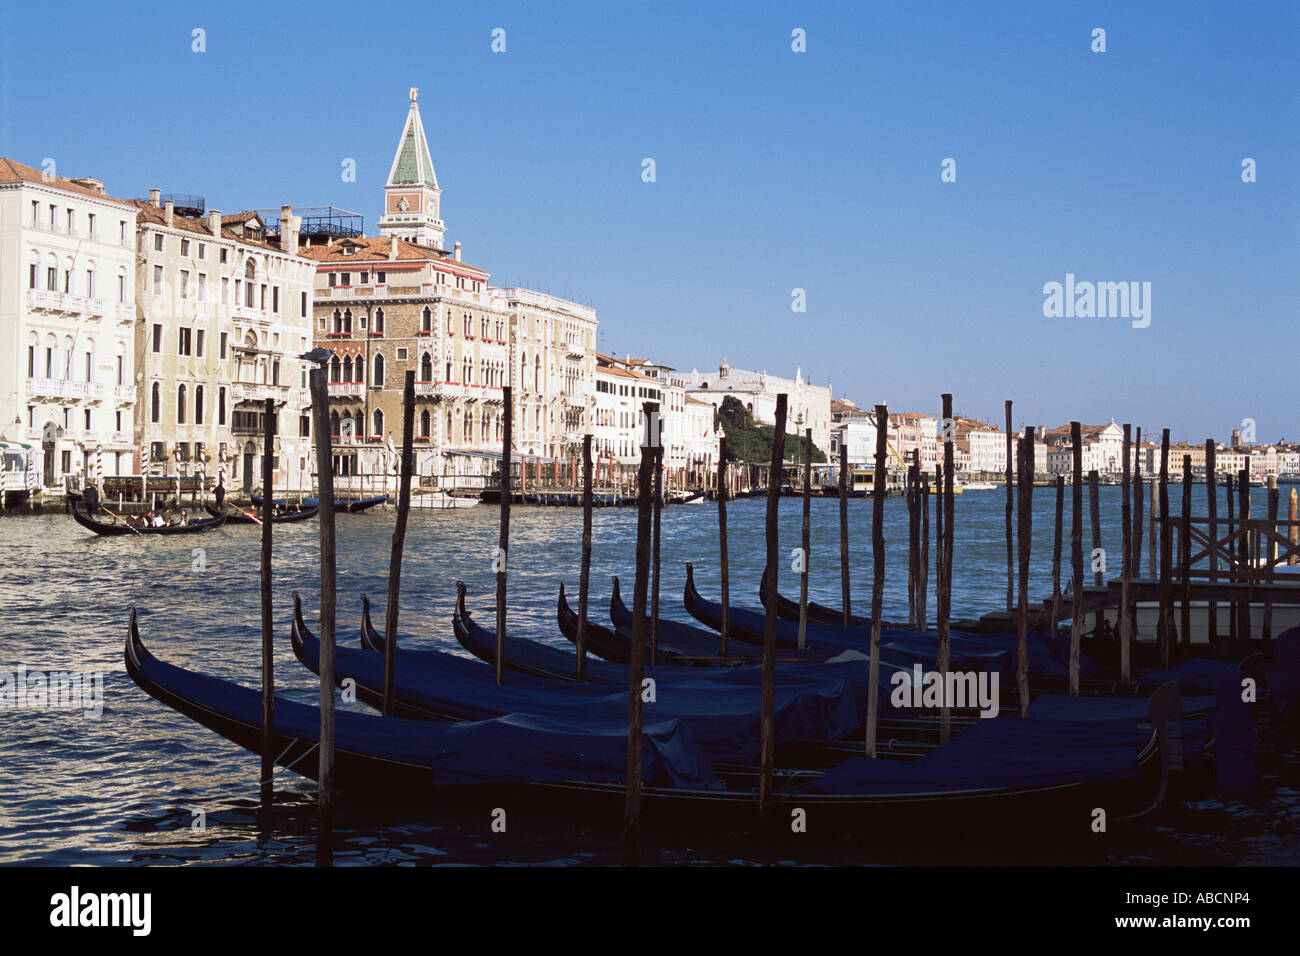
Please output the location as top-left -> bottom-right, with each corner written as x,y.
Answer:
3,1 -> 1295,443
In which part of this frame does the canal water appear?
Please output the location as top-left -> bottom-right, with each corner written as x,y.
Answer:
1,487 -> 1296,865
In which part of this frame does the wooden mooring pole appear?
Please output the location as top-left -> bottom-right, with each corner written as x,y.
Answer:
1017,429 -> 1034,715
1120,424 -> 1132,682
1181,454 -> 1193,649
939,394 -> 954,743
907,453 -> 920,630
1207,441 -> 1219,647
1089,469 -> 1102,587
1158,430 -> 1172,667
650,406 -> 663,660
1226,473 -> 1237,646
866,403 -> 888,755
1069,421 -> 1083,696
1238,468 -> 1250,647
1004,399 -> 1014,613
839,442 -> 851,626
1050,475 -> 1064,641
717,434 -> 730,656
496,386 -> 512,686
576,434 -> 593,681
1290,487 -> 1298,567
259,397 -> 275,808
759,395 -> 787,801
623,445 -> 654,867
918,467 -> 930,630
798,426 -> 812,649
381,372 -> 416,716
308,368 -> 336,865
1265,474 -> 1279,642
1133,428 -> 1144,576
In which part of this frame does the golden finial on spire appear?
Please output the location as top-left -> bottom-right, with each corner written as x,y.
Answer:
409,86 -> 419,103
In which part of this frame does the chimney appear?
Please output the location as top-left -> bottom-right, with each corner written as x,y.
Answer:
208,209 -> 222,237
164,200 -> 174,228
72,177 -> 105,195
148,188 -> 161,208
453,240 -> 461,262
389,235 -> 397,260
278,204 -> 300,253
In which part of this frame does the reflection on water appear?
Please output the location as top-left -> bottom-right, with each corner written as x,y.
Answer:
0,489 -> 1295,865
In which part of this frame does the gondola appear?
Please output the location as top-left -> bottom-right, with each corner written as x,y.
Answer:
251,494 -> 388,513
759,571 -> 873,628
602,576 -> 837,663
130,604 -> 1177,836
125,606 -> 716,797
72,505 -> 226,537
300,591 -> 861,765
204,503 -> 319,524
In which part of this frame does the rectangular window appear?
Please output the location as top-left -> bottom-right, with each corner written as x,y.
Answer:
119,221 -> 127,244
179,269 -> 190,299
260,284 -> 266,309
49,205 -> 57,228
46,267 -> 56,291
198,243 -> 206,260
152,264 -> 163,294
85,352 -> 92,382
218,388 -> 227,425
220,248 -> 228,264
196,329 -> 205,357
45,348 -> 53,378
197,273 -> 207,302
31,201 -> 38,225
178,328 -> 192,356
377,271 -> 386,284
195,386 -> 205,425
152,324 -> 162,353
153,233 -> 163,252
360,271 -> 369,285
63,270 -> 71,293
328,273 -> 336,287
28,264 -> 37,289
301,291 -> 307,316
85,270 -> 95,298
273,286 -> 280,313
116,355 -> 124,385
341,273 -> 350,286
84,408 -> 92,431
221,276 -> 229,304
27,346 -> 35,378
219,332 -> 228,360
87,213 -> 96,238
118,275 -> 126,303
181,239 -> 189,256
115,410 -> 123,433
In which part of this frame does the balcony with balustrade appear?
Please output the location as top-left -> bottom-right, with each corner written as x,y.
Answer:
232,382 -> 287,404
27,288 -> 105,316
327,381 -> 365,399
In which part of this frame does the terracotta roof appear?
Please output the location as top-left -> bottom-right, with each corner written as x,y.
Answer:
685,395 -> 713,407
128,200 -> 289,254
0,157 -> 134,204
301,235 -> 487,275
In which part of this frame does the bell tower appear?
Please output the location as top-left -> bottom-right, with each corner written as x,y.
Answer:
378,87 -> 445,249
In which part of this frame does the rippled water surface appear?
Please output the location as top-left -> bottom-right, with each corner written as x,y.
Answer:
1,488 -> 1296,865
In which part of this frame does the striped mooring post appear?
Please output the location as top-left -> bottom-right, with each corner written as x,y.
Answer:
140,445 -> 150,502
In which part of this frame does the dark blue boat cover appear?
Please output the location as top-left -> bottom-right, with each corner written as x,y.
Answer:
687,588 -> 1096,680
812,718 -> 1150,795
137,638 -> 716,788
1138,658 -> 1241,692
1028,694 -> 1217,721
1266,627 -> 1300,726
297,621 -> 858,763
1210,674 -> 1255,795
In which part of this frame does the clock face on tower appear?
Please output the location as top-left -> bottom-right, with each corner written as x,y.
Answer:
397,197 -> 410,212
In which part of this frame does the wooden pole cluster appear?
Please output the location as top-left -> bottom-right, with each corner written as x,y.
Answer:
1265,475 -> 1279,641
576,434 -> 593,681
759,395 -> 787,803
307,368 -> 336,865
1069,421 -> 1083,696
938,394 -> 955,743
381,372 -> 416,716
839,442 -> 851,626
798,426 -> 812,649
1016,428 -> 1035,716
717,434 -> 730,656
622,445 -> 654,867
496,386 -> 512,686
1004,399 -> 1014,613
865,404 -> 888,757
259,396 -> 275,808
1119,424 -> 1132,682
